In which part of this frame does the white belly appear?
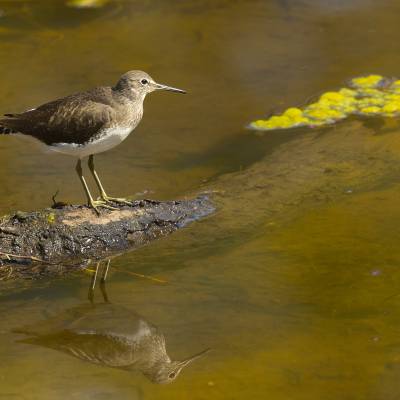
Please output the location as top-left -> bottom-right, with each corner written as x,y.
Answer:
47,127 -> 133,159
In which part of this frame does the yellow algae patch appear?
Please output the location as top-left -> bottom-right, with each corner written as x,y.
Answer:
283,107 -> 302,118
356,88 -> 384,98
382,102 -> 400,114
350,74 -> 385,89
282,108 -> 311,124
319,91 -> 346,103
357,97 -> 385,108
338,88 -> 357,97
304,107 -> 345,122
249,74 -> 400,131
252,107 -> 311,130
358,106 -> 382,115
389,80 -> 400,94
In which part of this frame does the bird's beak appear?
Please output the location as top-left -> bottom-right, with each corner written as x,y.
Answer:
178,348 -> 211,368
154,82 -> 186,94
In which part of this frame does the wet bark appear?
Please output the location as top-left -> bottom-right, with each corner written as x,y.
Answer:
0,197 -> 214,279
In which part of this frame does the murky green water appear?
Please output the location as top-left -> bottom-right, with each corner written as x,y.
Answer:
3,0 -> 400,398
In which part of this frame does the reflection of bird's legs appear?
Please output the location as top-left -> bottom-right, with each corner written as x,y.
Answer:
87,260 -> 111,304
100,259 -> 110,303
88,261 -> 100,304
88,155 -> 133,205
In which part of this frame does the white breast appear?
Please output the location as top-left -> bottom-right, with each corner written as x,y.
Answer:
47,127 -> 133,159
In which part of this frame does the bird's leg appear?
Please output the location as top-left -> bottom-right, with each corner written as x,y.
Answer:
88,155 -> 133,205
75,159 -> 117,214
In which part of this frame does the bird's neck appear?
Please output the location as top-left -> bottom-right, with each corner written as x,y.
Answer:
110,88 -> 145,127
112,85 -> 145,104
140,356 -> 172,382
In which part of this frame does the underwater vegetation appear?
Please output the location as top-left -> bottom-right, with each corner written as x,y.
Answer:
250,75 -> 400,131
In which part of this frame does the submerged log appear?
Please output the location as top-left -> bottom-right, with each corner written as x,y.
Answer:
0,197 -> 214,279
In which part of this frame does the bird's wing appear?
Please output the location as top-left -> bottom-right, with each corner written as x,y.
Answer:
19,330 -> 136,368
69,305 -> 157,340
0,93 -> 115,145
13,303 -> 157,341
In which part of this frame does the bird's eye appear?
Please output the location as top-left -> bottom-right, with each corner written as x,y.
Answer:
141,79 -> 148,85
168,372 -> 176,379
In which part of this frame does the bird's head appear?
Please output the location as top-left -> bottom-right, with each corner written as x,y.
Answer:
114,70 -> 186,99
144,348 -> 210,384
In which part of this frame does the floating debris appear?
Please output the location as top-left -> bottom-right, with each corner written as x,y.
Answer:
250,74 -> 400,131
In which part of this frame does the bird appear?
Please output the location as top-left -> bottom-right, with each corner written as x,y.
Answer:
0,71 -> 186,213
14,302 -> 209,384
14,259 -> 210,384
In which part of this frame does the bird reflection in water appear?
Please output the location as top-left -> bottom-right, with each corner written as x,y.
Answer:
15,260 -> 210,384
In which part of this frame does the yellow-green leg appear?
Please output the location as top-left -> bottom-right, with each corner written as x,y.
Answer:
88,155 -> 133,205
75,159 -> 116,214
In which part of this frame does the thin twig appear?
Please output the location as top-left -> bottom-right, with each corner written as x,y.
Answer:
88,263 -> 167,284
122,270 -> 167,284
0,251 -> 55,265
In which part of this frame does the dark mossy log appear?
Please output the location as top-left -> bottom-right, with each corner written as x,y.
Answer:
0,197 -> 214,279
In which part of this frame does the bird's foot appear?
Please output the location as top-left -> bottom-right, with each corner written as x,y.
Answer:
89,199 -> 118,215
101,195 -> 134,206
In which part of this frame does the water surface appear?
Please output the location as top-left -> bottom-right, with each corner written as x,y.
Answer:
2,1 -> 400,399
